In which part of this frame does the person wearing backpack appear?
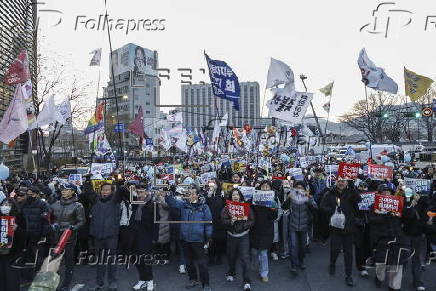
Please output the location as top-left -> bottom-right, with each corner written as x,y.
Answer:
320,177 -> 361,287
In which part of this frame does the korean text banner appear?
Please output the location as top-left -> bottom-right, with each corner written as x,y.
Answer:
368,164 -> 393,180
267,90 -> 313,124
205,53 -> 241,110
226,200 -> 250,220
338,162 -> 361,180
374,194 -> 404,217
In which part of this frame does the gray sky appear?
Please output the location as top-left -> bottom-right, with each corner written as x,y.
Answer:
40,0 -> 436,122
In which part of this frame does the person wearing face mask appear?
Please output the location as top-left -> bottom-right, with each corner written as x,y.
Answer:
49,183 -> 85,291
130,184 -> 160,291
221,188 -> 255,291
205,180 -> 226,265
0,198 -> 25,291
282,180 -> 317,276
16,184 -> 51,286
165,185 -> 213,291
88,182 -> 129,291
320,177 -> 361,287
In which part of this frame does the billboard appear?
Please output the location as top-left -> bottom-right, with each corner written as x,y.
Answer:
109,43 -> 158,81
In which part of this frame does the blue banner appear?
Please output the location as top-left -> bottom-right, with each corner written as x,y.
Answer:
205,53 -> 241,110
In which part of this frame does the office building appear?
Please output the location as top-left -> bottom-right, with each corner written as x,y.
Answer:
103,43 -> 160,148
181,82 -> 260,129
0,0 -> 36,169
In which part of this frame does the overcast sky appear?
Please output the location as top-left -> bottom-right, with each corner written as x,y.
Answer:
39,0 -> 436,122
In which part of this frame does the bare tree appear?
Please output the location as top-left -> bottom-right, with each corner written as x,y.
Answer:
340,91 -> 402,143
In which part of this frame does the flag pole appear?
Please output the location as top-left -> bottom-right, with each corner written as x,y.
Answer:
364,85 -> 373,160
300,75 -> 323,142
89,69 -> 101,171
321,89 -> 333,155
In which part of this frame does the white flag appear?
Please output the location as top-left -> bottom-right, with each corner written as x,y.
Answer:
357,48 -> 398,94
89,48 -> 102,66
32,95 -> 65,128
267,89 -> 313,124
322,101 -> 330,113
167,111 -> 183,123
175,130 -> 188,152
212,121 -> 220,143
219,113 -> 228,127
56,98 -> 71,124
266,58 -> 295,92
160,131 -> 171,151
0,84 -> 28,144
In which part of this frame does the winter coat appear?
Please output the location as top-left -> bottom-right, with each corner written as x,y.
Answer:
221,204 -> 255,236
320,187 -> 361,234
21,198 -> 50,238
402,201 -> 427,237
50,196 -> 85,242
206,195 -> 227,241
249,204 -> 278,250
369,210 -> 409,265
282,190 -> 317,232
310,177 -> 327,204
156,196 -> 171,244
165,195 -> 213,243
89,191 -> 122,240
130,198 -> 159,254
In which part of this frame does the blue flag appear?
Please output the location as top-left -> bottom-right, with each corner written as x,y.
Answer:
345,146 -> 355,156
205,53 -> 241,110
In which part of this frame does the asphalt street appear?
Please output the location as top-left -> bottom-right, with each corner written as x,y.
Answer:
66,242 -> 436,291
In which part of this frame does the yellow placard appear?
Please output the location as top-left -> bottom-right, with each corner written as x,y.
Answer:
91,180 -> 113,192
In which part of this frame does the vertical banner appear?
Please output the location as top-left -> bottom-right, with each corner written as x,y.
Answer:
0,216 -> 15,250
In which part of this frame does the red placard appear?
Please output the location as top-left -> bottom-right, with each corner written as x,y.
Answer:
0,216 -> 15,249
226,200 -> 250,220
272,176 -> 286,180
338,162 -> 361,180
368,164 -> 393,180
374,194 -> 404,217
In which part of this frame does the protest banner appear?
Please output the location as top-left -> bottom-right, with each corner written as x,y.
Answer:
222,183 -> 237,193
272,176 -> 286,180
299,157 -> 308,168
374,194 -> 404,217
404,178 -> 431,194
267,91 -> 313,124
252,190 -> 275,207
90,163 -> 113,176
91,180 -> 113,192
232,161 -> 246,173
358,192 -> 376,211
287,168 -> 304,181
68,174 -> 83,186
0,216 -> 15,249
200,172 -> 217,184
324,165 -> 339,173
368,164 -> 393,180
225,200 -> 250,220
338,162 -> 360,180
236,186 -> 255,200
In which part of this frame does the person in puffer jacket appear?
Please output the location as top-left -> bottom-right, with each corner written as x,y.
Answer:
165,185 -> 213,291
221,188 -> 255,291
282,181 -> 317,275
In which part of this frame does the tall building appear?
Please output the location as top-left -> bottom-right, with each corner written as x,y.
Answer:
0,0 -> 36,169
103,43 -> 160,148
181,82 -> 260,129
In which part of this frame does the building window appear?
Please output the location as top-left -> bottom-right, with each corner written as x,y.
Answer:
146,110 -> 151,114
146,101 -> 150,105
208,87 -> 211,97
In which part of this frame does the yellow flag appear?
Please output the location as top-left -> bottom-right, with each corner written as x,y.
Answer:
404,67 -> 434,101
319,81 -> 334,96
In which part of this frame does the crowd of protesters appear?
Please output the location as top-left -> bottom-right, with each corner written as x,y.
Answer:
0,156 -> 435,291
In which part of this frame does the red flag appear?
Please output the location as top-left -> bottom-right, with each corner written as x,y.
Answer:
4,50 -> 30,85
128,106 -> 144,139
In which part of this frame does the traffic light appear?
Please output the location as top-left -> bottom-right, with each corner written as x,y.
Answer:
415,112 -> 422,118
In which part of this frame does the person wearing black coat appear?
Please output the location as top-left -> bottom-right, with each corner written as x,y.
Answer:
0,199 -> 26,291
320,178 -> 361,287
130,185 -> 159,291
206,180 -> 226,265
402,194 -> 428,291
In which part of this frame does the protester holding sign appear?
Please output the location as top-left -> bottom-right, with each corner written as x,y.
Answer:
221,188 -> 255,291
250,181 -> 278,283
320,177 -> 361,287
369,184 -> 408,291
0,198 -> 25,291
282,181 -> 317,276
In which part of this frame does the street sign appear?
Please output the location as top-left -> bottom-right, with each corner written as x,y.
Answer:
422,107 -> 433,117
114,123 -> 125,132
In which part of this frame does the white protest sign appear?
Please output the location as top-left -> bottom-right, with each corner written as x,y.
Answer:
405,178 -> 431,194
299,157 -> 308,168
200,172 -> 217,184
252,190 -> 275,207
68,174 -> 83,186
90,163 -> 113,176
358,192 -> 376,211
236,186 -> 255,200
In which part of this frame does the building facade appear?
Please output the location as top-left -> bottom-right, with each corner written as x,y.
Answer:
181,82 -> 260,129
0,0 -> 36,169
103,43 -> 160,149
